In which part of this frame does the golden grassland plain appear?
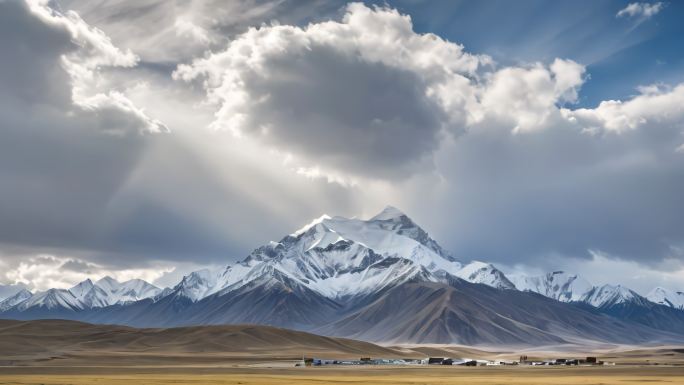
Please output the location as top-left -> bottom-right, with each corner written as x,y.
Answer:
1,320 -> 683,384
1,366 -> 684,385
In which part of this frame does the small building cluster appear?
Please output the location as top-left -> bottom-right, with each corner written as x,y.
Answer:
304,357 -> 424,366
426,357 -> 516,366
519,356 -> 612,366
297,355 -> 613,367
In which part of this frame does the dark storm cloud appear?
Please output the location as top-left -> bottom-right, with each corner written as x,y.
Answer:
212,46 -> 445,179
175,3 -> 490,181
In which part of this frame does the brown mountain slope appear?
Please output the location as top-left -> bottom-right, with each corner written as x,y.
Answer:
0,319 -> 407,365
315,281 -> 684,345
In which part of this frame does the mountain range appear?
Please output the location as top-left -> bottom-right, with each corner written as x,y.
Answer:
1,206 -> 683,346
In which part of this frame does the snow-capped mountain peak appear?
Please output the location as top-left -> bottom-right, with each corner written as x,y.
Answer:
168,207 -> 575,301
172,268 -> 222,301
16,288 -> 83,311
455,261 -> 515,289
581,284 -> 643,308
117,279 -> 162,302
1,206 -> 683,342
0,284 -> 29,302
69,279 -> 94,298
170,207 -> 467,302
0,289 -> 32,311
369,205 -> 407,221
95,276 -> 120,292
61,276 -> 162,308
508,271 -> 673,311
647,287 -> 684,310
509,270 -> 593,302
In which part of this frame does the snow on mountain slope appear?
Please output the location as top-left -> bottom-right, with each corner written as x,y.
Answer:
509,271 -> 593,302
455,261 -> 515,290
509,272 -> 680,314
80,286 -> 113,308
370,206 -> 454,260
580,284 -> 643,308
14,288 -> 83,311
0,289 -> 32,311
6,206 -> 674,325
304,254 -> 436,298
111,278 -> 162,303
647,287 -> 684,310
2,206 -> 684,345
0,207 -> 522,310
95,276 -> 120,293
70,279 -> 95,298
170,269 -> 223,301
68,277 -> 162,308
119,279 -> 161,302
0,284 -> 29,302
165,206 -> 465,302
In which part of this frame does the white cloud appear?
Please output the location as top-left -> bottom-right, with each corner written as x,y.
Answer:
23,0 -> 166,135
3,254 -> 173,291
480,59 -> 586,133
616,2 -> 665,19
562,83 -> 684,141
174,17 -> 213,45
550,58 -> 586,104
175,3 -> 588,180
57,0 -> 325,63
77,92 -> 169,134
27,0 -> 137,95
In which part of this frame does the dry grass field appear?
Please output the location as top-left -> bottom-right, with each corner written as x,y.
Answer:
1,319 -> 683,384
1,366 -> 683,385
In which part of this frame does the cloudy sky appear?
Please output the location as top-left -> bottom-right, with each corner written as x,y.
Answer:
1,0 -> 683,295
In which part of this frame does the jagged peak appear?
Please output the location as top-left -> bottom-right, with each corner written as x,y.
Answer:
180,269 -> 212,282
0,288 -> 32,311
654,286 -> 682,294
649,286 -> 668,294
44,288 -> 67,294
71,278 -> 93,288
15,288 -> 32,296
0,288 -> 32,302
582,283 -> 641,307
69,278 -> 95,298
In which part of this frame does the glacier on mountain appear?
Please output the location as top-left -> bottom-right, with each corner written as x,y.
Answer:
647,287 -> 684,309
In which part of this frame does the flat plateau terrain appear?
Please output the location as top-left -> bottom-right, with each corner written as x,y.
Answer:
1,319 -> 683,384
1,366 -> 683,385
